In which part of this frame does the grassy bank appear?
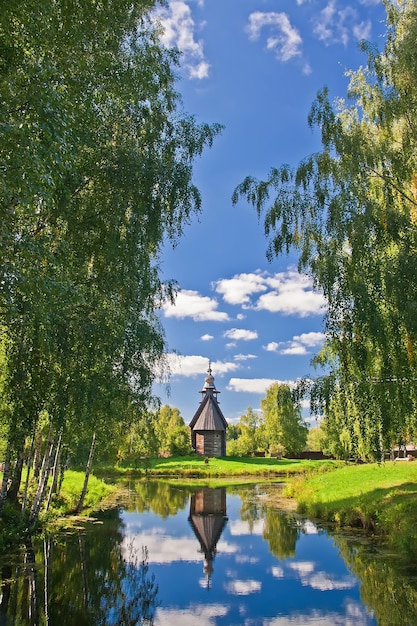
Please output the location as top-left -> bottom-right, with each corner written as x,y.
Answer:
284,461 -> 417,560
97,455 -> 340,478
48,470 -> 117,517
0,469 -> 116,552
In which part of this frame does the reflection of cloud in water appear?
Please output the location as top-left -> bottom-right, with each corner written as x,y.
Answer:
288,561 -> 315,575
309,572 -> 356,591
216,539 -> 240,554
271,566 -> 284,578
155,603 -> 229,626
123,533 -> 238,564
228,519 -> 264,535
235,554 -> 259,564
224,579 -> 262,595
264,602 -> 374,625
301,520 -> 319,534
123,533 -> 200,564
288,561 -> 356,591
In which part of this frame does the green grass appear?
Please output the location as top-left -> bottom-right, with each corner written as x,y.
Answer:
285,461 -> 417,560
48,470 -> 116,516
101,455 -> 340,478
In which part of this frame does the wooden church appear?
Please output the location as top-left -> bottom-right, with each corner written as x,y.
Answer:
189,363 -> 228,457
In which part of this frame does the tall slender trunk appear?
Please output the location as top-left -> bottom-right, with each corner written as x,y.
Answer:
75,432 -> 96,514
45,430 -> 62,512
7,446 -> 24,504
43,537 -> 51,626
32,431 -> 43,479
21,431 -> 36,518
24,539 -> 39,626
0,456 -> 11,516
78,530 -> 89,611
28,426 -> 54,528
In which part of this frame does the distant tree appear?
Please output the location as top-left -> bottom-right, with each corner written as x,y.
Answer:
154,405 -> 191,456
261,383 -> 307,457
306,423 -> 326,451
226,423 -> 242,441
227,407 -> 266,456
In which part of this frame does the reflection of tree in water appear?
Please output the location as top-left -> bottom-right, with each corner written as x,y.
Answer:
0,507 -> 159,626
335,536 -> 417,626
127,480 -> 191,518
232,485 -> 264,534
234,485 -> 300,559
263,509 -> 300,560
102,545 -> 159,626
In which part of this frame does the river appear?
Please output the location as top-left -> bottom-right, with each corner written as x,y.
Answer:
1,481 -> 416,625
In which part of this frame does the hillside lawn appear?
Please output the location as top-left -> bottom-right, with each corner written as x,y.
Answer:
96,455 -> 340,478
283,460 -> 417,560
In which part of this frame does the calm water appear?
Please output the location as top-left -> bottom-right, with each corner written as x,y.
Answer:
1,481 -> 417,625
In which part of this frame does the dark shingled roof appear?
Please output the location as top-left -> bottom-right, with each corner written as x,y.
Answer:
189,393 -> 228,432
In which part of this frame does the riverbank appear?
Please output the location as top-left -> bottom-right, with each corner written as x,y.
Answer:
3,457 -> 417,563
94,455 -> 339,478
0,470 -> 116,551
282,461 -> 417,562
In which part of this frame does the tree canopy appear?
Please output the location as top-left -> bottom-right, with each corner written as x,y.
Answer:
0,0 -> 221,515
234,0 -> 417,460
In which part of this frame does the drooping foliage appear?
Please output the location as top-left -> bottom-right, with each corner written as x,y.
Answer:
233,0 -> 417,460
0,0 -> 221,517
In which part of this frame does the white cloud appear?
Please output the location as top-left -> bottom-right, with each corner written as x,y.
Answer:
229,519 -> 264,536
215,269 -> 326,317
155,604 -> 229,626
214,272 -> 267,306
233,353 -> 257,361
224,328 -> 258,341
224,579 -> 262,595
288,561 -> 357,591
271,566 -> 284,578
201,333 -> 214,341
257,270 -> 326,317
246,12 -> 302,62
265,331 -> 326,355
312,1 -> 372,46
162,289 -> 229,322
155,0 -> 210,79
165,353 -> 239,378
227,377 -> 294,394
289,561 -> 315,575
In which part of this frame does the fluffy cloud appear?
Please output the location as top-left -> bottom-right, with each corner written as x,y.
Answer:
227,377 -> 294,394
224,579 -> 262,595
155,0 -> 210,79
162,289 -> 229,322
246,11 -> 302,62
265,331 -> 325,355
201,333 -> 214,341
258,271 -> 326,317
165,354 -> 238,378
313,1 -> 372,46
288,562 -> 357,591
224,328 -> 258,341
233,353 -> 257,361
155,605 -> 229,626
214,272 -> 267,306
214,269 -> 326,317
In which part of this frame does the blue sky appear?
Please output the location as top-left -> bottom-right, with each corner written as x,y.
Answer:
152,0 -> 386,425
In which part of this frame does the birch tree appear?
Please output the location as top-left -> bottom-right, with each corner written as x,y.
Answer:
234,0 -> 417,458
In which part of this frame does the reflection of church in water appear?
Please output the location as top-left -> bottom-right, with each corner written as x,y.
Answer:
188,487 -> 228,587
